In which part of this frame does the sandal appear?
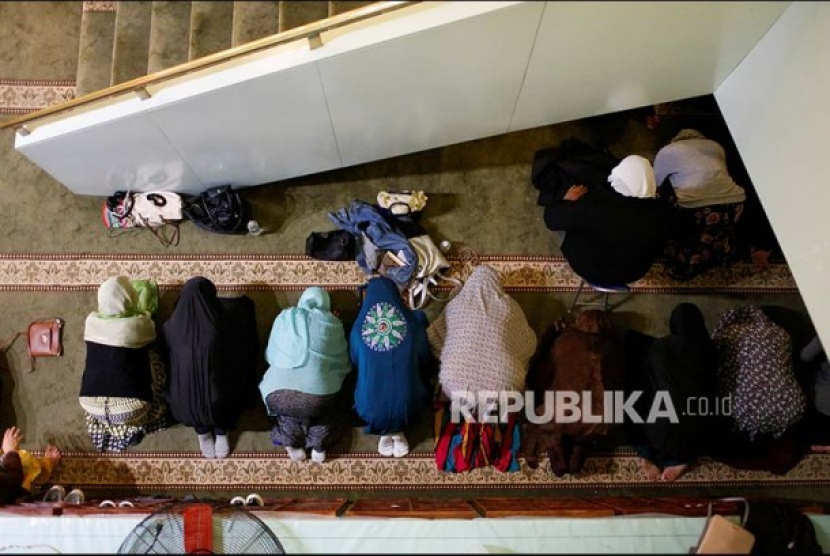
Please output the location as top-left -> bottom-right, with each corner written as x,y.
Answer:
64,488 -> 85,505
42,485 -> 65,503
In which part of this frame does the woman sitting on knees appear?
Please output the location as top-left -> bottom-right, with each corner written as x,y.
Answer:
429,265 -> 537,473
0,427 -> 61,504
654,129 -> 770,280
625,303 -> 721,482
81,276 -> 169,451
544,155 -> 668,286
259,287 -> 351,463
351,276 -> 434,458
163,277 -> 259,459
525,310 -> 622,477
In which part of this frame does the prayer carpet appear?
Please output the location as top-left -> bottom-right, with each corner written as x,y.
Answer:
42,451 -> 830,492
0,254 -> 797,294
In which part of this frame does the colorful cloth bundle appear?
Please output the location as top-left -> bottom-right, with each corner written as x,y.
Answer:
434,401 -> 521,473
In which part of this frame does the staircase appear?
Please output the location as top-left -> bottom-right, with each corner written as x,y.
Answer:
76,0 -> 375,97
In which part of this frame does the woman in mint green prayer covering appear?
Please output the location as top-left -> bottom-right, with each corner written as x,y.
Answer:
259,287 -> 351,463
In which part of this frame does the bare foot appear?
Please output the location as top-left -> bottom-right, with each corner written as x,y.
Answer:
639,458 -> 661,480
660,464 -> 688,482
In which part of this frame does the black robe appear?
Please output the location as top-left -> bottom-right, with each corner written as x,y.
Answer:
162,277 -> 258,430
625,303 -> 722,465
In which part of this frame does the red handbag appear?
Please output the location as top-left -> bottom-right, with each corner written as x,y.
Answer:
1,318 -> 64,372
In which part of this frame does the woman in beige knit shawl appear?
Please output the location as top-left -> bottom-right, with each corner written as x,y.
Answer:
428,264 -> 537,401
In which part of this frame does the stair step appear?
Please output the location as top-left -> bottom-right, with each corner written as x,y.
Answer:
148,1 -> 192,73
111,1 -> 152,86
232,1 -> 279,47
329,1 -> 375,17
278,1 -> 329,33
76,5 -> 116,97
188,1 -> 234,60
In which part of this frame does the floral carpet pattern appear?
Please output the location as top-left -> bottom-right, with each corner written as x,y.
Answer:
0,80 -> 76,115
0,253 -> 797,293
45,451 -> 830,491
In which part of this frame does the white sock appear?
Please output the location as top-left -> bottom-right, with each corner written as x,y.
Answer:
378,435 -> 395,457
198,433 -> 216,459
391,433 -> 409,458
214,434 -> 230,459
286,446 -> 307,462
378,434 -> 395,457
311,449 -> 326,463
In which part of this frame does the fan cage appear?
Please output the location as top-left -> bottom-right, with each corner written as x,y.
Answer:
117,502 -> 285,555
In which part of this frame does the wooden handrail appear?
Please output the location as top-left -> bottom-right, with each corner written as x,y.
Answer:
0,1 -> 417,131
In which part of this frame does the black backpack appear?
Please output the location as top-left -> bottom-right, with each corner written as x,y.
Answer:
744,501 -> 822,554
183,185 -> 251,235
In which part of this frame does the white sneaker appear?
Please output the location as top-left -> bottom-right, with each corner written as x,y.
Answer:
214,434 -> 230,459
286,446 -> 307,461
197,434 -> 215,459
378,435 -> 395,457
391,434 -> 409,458
311,449 -> 326,464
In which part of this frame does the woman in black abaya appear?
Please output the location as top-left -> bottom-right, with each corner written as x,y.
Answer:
625,303 -> 722,481
163,277 -> 258,459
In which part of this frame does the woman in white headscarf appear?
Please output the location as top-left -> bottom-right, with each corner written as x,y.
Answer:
544,155 -> 669,285
654,129 -> 768,280
259,287 -> 351,463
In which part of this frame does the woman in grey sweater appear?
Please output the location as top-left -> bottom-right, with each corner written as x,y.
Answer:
654,129 -> 769,280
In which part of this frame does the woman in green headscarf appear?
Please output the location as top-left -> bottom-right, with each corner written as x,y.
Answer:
259,287 -> 351,463
80,276 -> 170,452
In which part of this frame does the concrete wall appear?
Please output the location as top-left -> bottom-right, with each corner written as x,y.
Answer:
716,2 -> 830,349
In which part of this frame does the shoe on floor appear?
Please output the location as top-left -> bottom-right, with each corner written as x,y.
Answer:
245,493 -> 264,507
198,433 -> 216,459
230,496 -> 246,506
311,449 -> 326,464
391,434 -> 409,458
43,484 -> 65,502
214,434 -> 230,459
64,489 -> 85,505
286,446 -> 307,462
378,435 -> 395,457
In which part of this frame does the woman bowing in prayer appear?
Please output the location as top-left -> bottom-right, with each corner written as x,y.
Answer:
350,276 -> 434,458
625,303 -> 722,481
654,129 -> 772,280
163,277 -> 259,459
259,287 -> 351,463
429,264 -> 537,473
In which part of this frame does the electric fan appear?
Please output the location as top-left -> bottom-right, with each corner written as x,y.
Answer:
117,502 -> 285,554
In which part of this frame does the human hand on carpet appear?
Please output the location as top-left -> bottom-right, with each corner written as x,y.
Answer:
751,248 -> 771,272
2,426 -> 22,453
44,445 -> 62,468
564,185 -> 588,202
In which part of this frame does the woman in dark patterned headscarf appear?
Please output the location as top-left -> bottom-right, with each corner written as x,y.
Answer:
163,277 -> 258,459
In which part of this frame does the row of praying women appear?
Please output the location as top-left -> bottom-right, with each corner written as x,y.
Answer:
75,270 -> 826,482
533,130 -> 771,286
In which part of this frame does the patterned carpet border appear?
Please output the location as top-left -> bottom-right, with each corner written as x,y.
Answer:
0,80 -> 76,115
44,452 -> 830,491
82,1 -> 116,12
0,254 -> 797,294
